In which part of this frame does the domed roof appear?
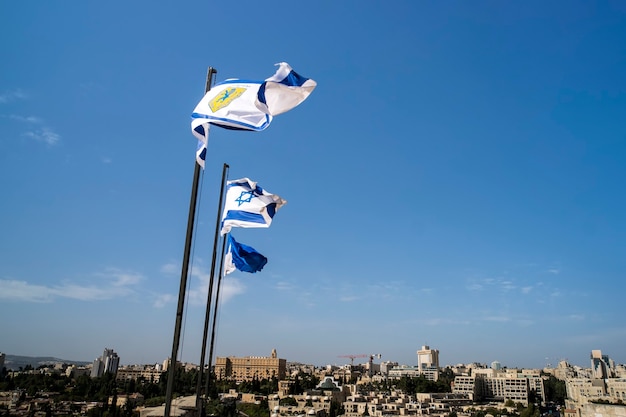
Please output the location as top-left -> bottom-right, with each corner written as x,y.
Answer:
317,377 -> 340,391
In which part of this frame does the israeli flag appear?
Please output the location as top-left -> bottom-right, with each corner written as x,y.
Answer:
191,79 -> 272,133
256,62 -> 317,116
223,234 -> 268,276
221,178 -> 286,235
191,62 -> 316,137
195,128 -> 208,168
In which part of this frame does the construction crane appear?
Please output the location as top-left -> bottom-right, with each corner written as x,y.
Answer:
338,354 -> 383,382
338,354 -> 369,367
368,354 -> 382,377
338,354 -> 382,368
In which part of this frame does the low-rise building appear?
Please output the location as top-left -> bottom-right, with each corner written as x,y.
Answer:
214,348 -> 286,383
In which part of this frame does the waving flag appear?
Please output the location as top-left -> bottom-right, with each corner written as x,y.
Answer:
191,63 -> 316,167
192,78 -> 272,133
256,62 -> 317,116
223,234 -> 268,275
221,178 -> 286,235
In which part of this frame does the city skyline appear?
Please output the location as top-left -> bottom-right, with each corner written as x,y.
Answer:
1,1 -> 626,370
0,346 -> 618,372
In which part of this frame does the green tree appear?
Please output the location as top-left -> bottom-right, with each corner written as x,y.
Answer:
329,399 -> 344,417
279,397 -> 298,407
289,373 -> 302,395
520,403 -> 540,417
543,376 -> 566,405
237,401 -> 269,417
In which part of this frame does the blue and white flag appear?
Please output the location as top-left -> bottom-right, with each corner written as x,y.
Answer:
192,78 -> 271,134
195,131 -> 208,168
256,62 -> 317,116
221,178 -> 286,235
191,63 -> 316,153
224,234 -> 268,275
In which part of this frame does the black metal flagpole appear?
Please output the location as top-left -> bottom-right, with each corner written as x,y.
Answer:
196,162 -> 229,415
205,232 -> 229,397
164,66 -> 217,417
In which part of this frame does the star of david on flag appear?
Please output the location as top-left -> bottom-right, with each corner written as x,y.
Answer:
221,178 -> 286,235
190,63 -> 316,168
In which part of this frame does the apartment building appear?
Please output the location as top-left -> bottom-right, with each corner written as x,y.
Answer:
214,348 -> 286,382
417,345 -> 440,382
452,371 -> 545,405
91,348 -> 120,378
116,364 -> 164,383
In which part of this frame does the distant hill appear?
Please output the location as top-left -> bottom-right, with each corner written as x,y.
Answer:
3,354 -> 91,370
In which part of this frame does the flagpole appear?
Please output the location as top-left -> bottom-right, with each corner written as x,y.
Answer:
164,66 -> 217,417
205,232 -> 228,397
196,162 -> 229,415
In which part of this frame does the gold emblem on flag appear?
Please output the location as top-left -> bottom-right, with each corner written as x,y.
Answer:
209,87 -> 246,112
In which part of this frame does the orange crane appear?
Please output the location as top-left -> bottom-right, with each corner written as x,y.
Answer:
338,354 -> 382,379
338,354 -> 369,367
338,353 -> 382,368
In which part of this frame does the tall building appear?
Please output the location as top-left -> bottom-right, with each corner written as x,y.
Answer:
417,345 -> 440,381
91,348 -> 120,378
0,352 -> 5,371
417,345 -> 439,368
590,350 -> 614,379
214,348 -> 286,382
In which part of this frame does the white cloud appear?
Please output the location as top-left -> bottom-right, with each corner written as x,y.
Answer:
160,262 -> 179,275
2,98 -> 61,145
483,315 -> 511,322
53,283 -> 133,301
466,282 -> 483,291
422,317 -> 471,326
0,269 -> 143,303
220,278 -> 246,303
153,293 -> 174,308
0,89 -> 27,103
147,261 -> 246,308
9,114 -> 42,123
274,281 -> 295,291
0,279 -> 54,302
99,268 -> 143,286
23,127 -> 60,145
185,267 -> 247,306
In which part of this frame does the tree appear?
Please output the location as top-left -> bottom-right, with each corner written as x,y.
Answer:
520,403 -> 540,417
289,373 -> 302,395
237,401 -> 269,417
279,397 -> 298,407
543,376 -> 566,405
329,399 -> 344,417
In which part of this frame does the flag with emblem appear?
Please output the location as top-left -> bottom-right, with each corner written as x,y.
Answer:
223,234 -> 268,275
220,178 -> 286,235
191,63 -> 316,167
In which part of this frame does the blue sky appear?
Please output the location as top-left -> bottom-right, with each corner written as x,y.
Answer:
1,1 -> 625,370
